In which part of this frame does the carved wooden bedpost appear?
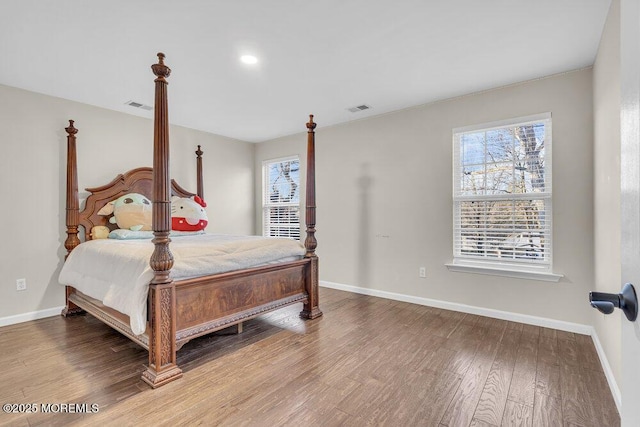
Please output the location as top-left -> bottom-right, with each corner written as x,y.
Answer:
142,53 -> 183,388
64,120 -> 80,256
300,115 -> 323,319
196,145 -> 204,199
61,120 -> 84,317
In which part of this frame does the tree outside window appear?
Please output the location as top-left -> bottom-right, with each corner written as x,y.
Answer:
263,157 -> 300,239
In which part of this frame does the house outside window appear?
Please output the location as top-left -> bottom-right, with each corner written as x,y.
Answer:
263,156 -> 301,239
448,113 -> 561,281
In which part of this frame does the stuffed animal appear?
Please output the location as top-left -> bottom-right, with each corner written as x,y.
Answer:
171,195 -> 208,231
90,225 -> 111,239
97,193 -> 152,231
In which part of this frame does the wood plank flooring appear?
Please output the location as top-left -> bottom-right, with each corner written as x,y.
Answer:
0,288 -> 619,426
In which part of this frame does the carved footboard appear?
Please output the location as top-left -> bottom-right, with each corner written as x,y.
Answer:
174,260 -> 310,345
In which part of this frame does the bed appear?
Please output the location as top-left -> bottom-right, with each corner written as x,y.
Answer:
60,53 -> 322,388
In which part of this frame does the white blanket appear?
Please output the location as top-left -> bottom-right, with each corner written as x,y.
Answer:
59,234 -> 305,335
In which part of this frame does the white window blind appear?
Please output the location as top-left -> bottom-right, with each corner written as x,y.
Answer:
263,156 -> 301,240
452,113 -> 552,273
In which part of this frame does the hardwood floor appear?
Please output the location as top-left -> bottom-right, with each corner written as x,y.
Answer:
0,288 -> 619,426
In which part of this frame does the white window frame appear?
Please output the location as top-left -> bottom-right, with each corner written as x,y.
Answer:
262,155 -> 301,240
446,113 -> 563,282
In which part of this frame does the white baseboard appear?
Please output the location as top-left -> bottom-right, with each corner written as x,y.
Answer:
320,280 -> 621,413
320,280 -> 591,334
590,330 -> 622,413
0,306 -> 65,328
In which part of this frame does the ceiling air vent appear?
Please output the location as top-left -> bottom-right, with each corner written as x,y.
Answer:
125,100 -> 153,111
347,104 -> 371,113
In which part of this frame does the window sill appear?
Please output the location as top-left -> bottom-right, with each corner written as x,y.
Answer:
445,262 -> 563,282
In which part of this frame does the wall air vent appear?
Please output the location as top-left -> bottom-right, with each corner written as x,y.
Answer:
125,100 -> 153,111
347,104 -> 371,113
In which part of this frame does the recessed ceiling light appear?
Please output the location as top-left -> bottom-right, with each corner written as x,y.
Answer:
240,55 -> 258,65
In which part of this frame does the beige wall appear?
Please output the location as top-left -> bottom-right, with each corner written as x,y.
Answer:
593,0 -> 622,395
0,84 -> 255,319
256,68 -> 595,325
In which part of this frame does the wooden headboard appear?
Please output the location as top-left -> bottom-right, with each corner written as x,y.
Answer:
79,167 -> 197,241
64,120 -> 205,246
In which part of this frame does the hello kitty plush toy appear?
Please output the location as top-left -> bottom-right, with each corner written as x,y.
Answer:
171,195 -> 208,231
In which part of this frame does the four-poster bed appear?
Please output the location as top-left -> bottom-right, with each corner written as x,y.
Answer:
60,53 -> 322,388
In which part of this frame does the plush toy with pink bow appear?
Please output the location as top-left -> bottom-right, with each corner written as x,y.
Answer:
171,195 -> 208,231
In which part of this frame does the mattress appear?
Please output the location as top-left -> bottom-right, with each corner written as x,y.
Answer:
59,233 -> 305,335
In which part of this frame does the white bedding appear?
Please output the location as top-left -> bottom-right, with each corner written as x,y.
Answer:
59,233 -> 305,335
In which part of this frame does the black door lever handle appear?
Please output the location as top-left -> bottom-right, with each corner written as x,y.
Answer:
589,283 -> 638,321
590,300 -> 615,315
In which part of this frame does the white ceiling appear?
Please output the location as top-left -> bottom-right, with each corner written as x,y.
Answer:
0,0 -> 610,142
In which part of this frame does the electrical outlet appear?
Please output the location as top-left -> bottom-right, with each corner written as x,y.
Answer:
419,267 -> 426,278
16,278 -> 26,291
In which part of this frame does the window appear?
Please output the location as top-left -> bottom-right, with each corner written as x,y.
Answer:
263,156 -> 301,239
449,113 -> 561,281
